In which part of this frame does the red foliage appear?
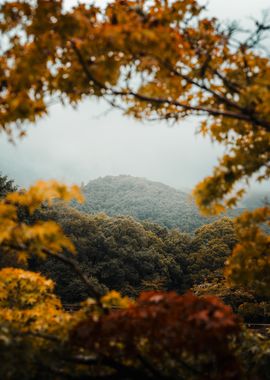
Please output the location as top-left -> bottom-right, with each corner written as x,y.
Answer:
71,291 -> 241,379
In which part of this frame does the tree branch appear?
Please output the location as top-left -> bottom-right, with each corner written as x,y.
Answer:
163,60 -> 245,113
4,240 -> 104,304
42,248 -> 104,303
213,69 -> 242,94
70,40 -> 270,132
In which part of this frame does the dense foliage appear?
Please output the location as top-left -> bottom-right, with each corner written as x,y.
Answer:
29,203 -> 231,298
33,203 -> 183,301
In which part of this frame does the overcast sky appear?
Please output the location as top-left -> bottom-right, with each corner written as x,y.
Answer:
0,0 -> 269,191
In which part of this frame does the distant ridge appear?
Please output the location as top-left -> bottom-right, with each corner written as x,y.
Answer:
76,175 -> 215,232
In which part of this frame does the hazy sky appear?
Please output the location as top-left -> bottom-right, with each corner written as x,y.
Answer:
0,0 -> 269,190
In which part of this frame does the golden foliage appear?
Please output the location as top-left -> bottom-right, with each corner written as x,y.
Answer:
225,207 -> 270,295
101,290 -> 133,309
0,180 -> 83,263
0,268 -> 70,334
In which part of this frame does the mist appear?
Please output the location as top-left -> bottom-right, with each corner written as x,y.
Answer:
0,99 -> 223,189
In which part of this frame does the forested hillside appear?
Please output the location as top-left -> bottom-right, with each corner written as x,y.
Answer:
1,173 -> 267,323
25,202 -> 268,323
76,175 -> 215,232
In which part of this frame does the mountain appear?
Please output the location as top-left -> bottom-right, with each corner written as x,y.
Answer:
76,175 -> 215,232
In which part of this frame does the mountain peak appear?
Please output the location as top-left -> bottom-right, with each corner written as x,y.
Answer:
77,175 -> 212,232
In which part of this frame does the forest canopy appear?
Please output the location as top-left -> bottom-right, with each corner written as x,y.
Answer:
31,202 -> 235,299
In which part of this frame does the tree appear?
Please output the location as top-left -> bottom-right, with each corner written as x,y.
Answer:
0,173 -> 16,198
